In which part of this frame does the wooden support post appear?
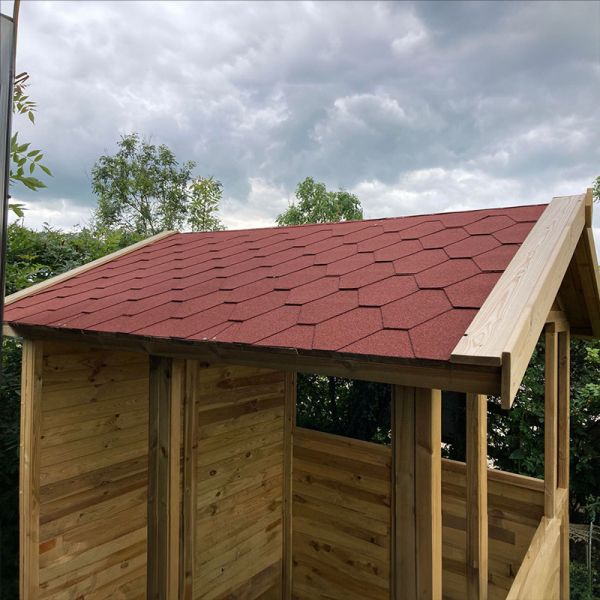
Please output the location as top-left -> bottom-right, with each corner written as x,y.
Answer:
19,339 -> 43,600
415,388 -> 442,600
544,327 -> 558,519
557,330 -> 570,600
466,394 -> 488,600
282,372 -> 296,599
148,356 -> 183,600
392,385 -> 417,600
392,386 -> 442,600
181,360 -> 199,600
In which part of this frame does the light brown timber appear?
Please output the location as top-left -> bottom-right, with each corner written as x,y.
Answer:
392,385 -> 416,600
282,372 -> 296,599
544,328 -> 558,519
20,339 -> 43,599
466,394 -> 488,600
450,193 -> 587,407
415,388 -> 442,600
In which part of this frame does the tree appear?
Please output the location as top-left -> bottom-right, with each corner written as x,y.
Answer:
91,134 -> 195,236
9,72 -> 53,212
188,176 -> 225,232
593,175 -> 599,203
276,176 -> 363,225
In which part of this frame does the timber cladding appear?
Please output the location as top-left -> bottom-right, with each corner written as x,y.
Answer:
290,428 -> 544,600
291,427 -> 392,600
193,364 -> 286,600
37,341 -> 149,599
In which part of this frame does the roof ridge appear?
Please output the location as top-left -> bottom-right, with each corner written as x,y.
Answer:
178,201 -> 549,235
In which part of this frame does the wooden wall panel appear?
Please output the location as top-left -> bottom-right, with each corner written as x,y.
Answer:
292,427 -> 392,600
193,365 -> 285,600
290,429 -> 544,600
37,341 -> 149,599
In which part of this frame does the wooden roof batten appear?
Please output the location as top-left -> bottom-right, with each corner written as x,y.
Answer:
451,190 -> 600,408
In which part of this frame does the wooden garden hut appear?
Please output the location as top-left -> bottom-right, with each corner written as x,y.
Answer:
4,190 -> 600,600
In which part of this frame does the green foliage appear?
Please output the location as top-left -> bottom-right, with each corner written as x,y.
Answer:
188,176 -> 225,232
297,375 -> 391,444
92,133 -> 195,236
276,177 -> 363,225
593,175 -> 599,203
9,73 -> 52,196
570,559 -> 599,600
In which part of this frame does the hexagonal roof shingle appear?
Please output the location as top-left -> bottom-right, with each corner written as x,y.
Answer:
3,203 -> 548,362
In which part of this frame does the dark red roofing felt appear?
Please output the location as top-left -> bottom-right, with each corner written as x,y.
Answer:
5,204 -> 547,362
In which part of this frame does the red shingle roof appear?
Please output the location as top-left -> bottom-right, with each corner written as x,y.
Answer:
4,204 -> 547,362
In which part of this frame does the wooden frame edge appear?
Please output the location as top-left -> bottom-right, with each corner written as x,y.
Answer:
5,230 -> 176,306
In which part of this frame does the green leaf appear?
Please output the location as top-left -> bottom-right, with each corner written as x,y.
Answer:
40,165 -> 52,176
27,149 -> 40,157
28,111 -> 35,124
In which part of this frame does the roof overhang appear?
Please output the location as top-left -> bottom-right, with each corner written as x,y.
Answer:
451,190 -> 600,408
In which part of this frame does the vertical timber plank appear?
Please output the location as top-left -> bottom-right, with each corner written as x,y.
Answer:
415,388 -> 442,600
282,372 -> 296,599
545,327 -> 558,519
392,385 -> 417,600
19,339 -> 43,600
466,394 -> 488,600
181,360 -> 199,600
148,356 -> 183,599
558,330 -> 570,600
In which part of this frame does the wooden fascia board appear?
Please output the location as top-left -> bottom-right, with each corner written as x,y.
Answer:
450,193 -> 587,408
4,230 -> 177,306
3,322 -> 501,395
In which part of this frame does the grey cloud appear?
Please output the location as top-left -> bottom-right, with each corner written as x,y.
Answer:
5,0 -> 599,239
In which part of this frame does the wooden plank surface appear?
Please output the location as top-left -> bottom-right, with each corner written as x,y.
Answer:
35,342 -> 149,599
283,372 -> 296,598
20,339 -> 43,599
466,394 -> 488,600
292,427 -> 391,600
450,193 -> 587,406
544,329 -> 558,519
392,385 -> 416,600
415,388 -> 442,600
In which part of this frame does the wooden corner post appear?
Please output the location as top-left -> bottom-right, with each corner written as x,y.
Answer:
557,330 -> 570,600
20,338 -> 43,600
466,394 -> 488,600
148,356 -> 184,600
282,372 -> 296,598
544,326 -> 558,519
392,386 -> 442,600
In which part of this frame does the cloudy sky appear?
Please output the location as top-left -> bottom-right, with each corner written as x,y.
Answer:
4,1 -> 600,243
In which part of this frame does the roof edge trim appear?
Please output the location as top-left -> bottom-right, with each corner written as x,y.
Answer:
450,192 -> 588,408
4,230 -> 177,306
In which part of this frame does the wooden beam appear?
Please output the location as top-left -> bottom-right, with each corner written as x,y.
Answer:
5,230 -> 176,306
181,360 -> 199,600
450,193 -> 587,407
415,388 -> 442,600
19,339 -> 43,600
392,385 -> 417,600
544,328 -> 558,519
282,371 -> 296,598
557,330 -> 570,600
466,394 -> 488,600
5,323 -> 502,396
148,356 -> 183,599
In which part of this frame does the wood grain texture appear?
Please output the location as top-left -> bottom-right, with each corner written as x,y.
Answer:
392,385 -> 416,600
544,329 -> 558,519
193,365 -> 285,600
450,193 -> 587,406
292,427 -> 391,600
34,341 -> 149,599
466,394 -> 488,600
20,339 -> 43,600
415,388 -> 442,600
283,372 -> 296,599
